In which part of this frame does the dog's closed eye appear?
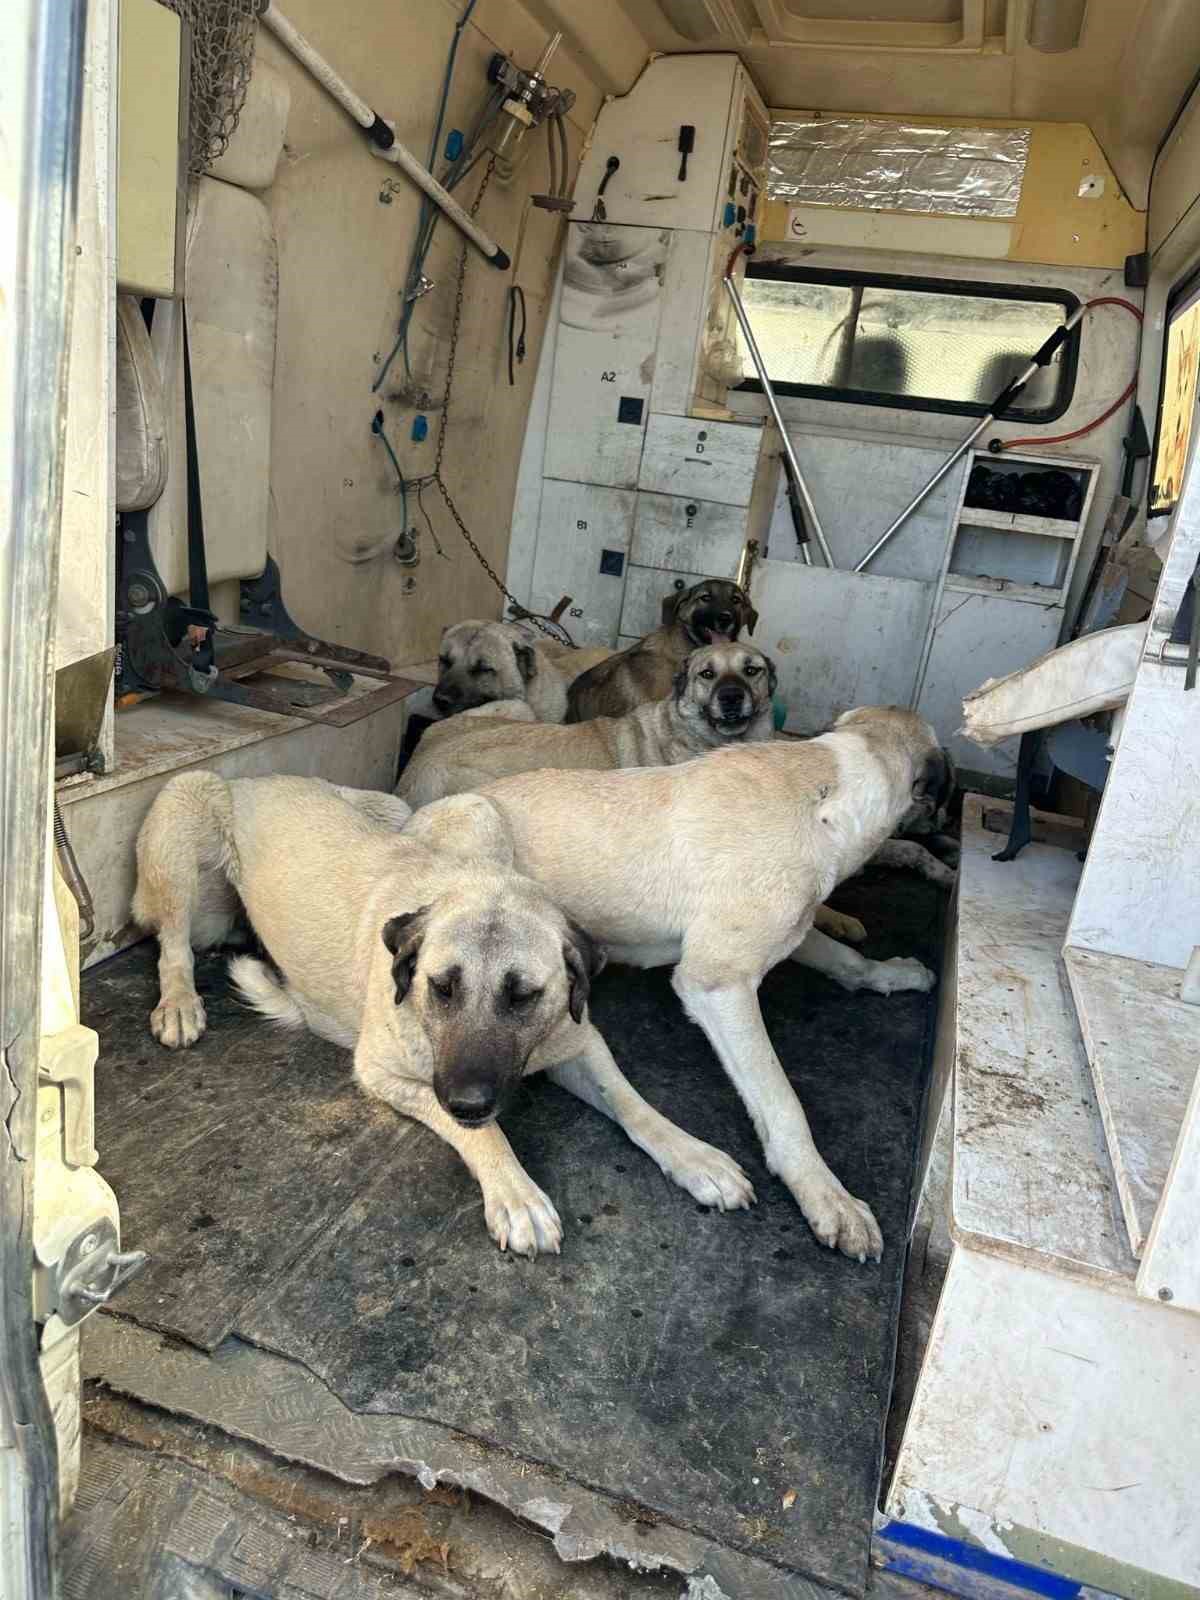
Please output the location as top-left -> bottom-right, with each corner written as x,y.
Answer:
428,972 -> 458,1002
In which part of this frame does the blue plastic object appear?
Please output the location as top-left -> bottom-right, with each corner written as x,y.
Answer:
772,695 -> 787,732
411,414 -> 429,443
723,201 -> 737,228
744,223 -> 757,247
444,129 -> 464,162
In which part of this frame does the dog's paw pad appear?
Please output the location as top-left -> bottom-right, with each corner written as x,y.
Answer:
485,1180 -> 563,1259
150,995 -> 207,1050
664,1136 -> 757,1212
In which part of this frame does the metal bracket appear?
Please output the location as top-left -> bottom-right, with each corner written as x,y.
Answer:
38,1027 -> 99,1169
54,1218 -> 147,1328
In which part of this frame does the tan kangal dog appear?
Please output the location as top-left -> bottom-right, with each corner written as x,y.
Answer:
132,775 -> 753,1256
432,619 -> 611,723
566,578 -> 757,722
473,707 -> 954,1263
399,643 -> 776,807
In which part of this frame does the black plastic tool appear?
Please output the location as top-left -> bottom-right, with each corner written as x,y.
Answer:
678,124 -> 695,181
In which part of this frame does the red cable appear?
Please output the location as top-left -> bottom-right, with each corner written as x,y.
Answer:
993,295 -> 1144,451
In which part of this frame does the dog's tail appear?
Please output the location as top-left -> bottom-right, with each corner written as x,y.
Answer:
228,956 -> 305,1030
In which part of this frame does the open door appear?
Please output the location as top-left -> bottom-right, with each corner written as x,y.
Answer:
0,0 -> 90,1590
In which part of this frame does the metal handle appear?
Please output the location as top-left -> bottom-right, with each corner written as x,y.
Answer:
723,253 -> 835,569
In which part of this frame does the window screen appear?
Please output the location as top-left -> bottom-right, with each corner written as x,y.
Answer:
737,265 -> 1078,422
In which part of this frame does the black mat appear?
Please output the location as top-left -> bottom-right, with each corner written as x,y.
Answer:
86,867 -> 942,1595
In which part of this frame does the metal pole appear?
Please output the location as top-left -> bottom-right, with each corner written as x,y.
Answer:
854,301 -> 1089,573
260,3 -> 511,270
724,259 -> 835,569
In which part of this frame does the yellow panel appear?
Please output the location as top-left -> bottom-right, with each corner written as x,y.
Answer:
757,113 -> 1146,270
117,0 -> 184,296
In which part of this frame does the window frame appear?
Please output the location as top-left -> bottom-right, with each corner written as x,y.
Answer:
736,261 -> 1081,424
1147,261 -> 1200,521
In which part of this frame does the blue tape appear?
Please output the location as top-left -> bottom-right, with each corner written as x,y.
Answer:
878,1521 -> 1082,1600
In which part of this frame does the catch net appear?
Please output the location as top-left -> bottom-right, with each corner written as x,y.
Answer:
161,0 -> 260,175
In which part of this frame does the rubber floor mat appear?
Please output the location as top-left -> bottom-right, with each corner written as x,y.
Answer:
87,866 -> 942,1594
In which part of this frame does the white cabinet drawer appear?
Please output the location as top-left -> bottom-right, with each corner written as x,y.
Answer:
528,482 -> 636,649
619,563 -> 704,640
637,413 -> 762,506
631,492 -> 748,575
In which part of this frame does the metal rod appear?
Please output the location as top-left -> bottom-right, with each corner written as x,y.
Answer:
723,259 -> 836,569
260,3 -> 511,270
855,300 -> 1090,573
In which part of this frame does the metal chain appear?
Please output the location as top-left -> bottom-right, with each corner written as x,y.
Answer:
431,156 -> 573,645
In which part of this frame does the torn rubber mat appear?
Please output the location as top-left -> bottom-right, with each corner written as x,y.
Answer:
86,867 -> 942,1593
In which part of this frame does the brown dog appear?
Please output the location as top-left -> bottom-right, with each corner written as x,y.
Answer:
566,578 -> 758,723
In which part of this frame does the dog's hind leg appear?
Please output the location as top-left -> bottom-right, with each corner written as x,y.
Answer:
539,1023 -> 756,1211
133,771 -> 239,1049
789,925 -> 935,994
869,839 -> 956,887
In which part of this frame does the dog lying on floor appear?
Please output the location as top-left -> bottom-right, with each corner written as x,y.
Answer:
433,619 -> 612,723
470,706 -> 954,1263
132,774 -> 754,1256
398,642 -> 776,807
566,578 -> 757,723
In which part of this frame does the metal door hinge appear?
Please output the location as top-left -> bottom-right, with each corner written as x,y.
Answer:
53,1219 -> 147,1327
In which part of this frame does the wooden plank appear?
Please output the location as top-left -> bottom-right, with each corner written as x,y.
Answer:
957,508 -> 1081,539
1138,1066 -> 1200,1313
1064,946 -> 1199,1258
952,796 -> 1136,1288
637,413 -> 762,506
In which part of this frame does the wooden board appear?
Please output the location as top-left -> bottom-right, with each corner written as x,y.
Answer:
1138,1066 -> 1200,1314
1064,946 -> 1199,1259
952,796 -> 1136,1288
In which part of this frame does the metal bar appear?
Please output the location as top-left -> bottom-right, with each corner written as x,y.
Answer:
855,300 -> 1090,573
259,3 -> 511,270
723,260 -> 836,569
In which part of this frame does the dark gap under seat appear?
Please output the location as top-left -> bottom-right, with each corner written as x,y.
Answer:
85,867 -> 943,1595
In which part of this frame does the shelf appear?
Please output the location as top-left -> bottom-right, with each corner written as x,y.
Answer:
958,508 -> 1080,539
944,574 -> 1066,605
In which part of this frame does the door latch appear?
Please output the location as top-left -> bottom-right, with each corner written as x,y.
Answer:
54,1219 -> 148,1327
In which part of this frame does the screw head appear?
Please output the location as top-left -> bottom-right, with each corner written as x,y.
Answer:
79,1233 -> 98,1256
1159,1286 -> 1174,1302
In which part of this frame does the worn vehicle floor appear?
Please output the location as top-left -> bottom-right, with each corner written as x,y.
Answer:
80,866 -> 944,1596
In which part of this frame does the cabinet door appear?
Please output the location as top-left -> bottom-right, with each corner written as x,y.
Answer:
543,224 -> 670,489
638,413 -> 762,506
619,563 -> 705,639
529,481 -> 636,648
631,492 -> 748,576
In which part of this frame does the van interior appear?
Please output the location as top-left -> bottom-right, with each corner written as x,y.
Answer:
5,1 -> 1200,1596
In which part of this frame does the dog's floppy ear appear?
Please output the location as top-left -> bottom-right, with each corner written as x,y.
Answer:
737,588 -> 759,637
513,642 -> 537,684
563,919 -> 606,1025
381,906 -> 430,1004
672,659 -> 691,701
660,587 -> 683,626
763,652 -> 778,698
911,749 -> 955,818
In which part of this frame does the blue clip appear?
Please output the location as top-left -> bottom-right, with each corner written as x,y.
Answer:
723,201 -> 737,229
445,129 -> 464,162
411,414 -> 429,443
744,223 -> 757,247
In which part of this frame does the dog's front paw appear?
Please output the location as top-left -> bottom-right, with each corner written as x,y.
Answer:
483,1174 -> 563,1259
656,1131 -> 756,1212
150,993 -> 207,1049
796,1175 -> 883,1263
871,956 -> 936,995
817,908 -> 868,943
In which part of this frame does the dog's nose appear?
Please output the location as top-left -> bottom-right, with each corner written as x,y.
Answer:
715,611 -> 734,632
445,1083 -> 498,1124
717,684 -> 746,713
433,689 -> 458,714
